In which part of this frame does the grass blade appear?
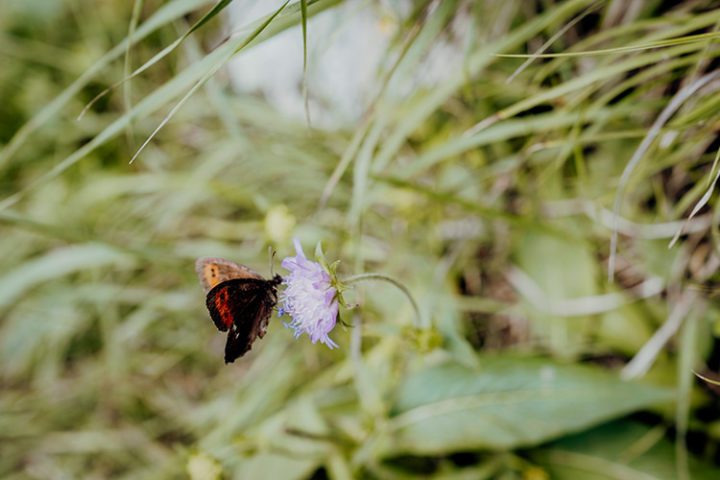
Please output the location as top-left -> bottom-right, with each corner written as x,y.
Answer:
128,0 -> 290,164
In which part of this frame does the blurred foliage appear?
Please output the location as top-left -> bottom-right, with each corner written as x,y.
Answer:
2,0 -> 720,478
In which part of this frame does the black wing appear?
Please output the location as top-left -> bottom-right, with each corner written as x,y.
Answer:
205,278 -> 278,363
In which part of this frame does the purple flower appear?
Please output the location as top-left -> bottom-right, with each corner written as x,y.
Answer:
280,239 -> 339,348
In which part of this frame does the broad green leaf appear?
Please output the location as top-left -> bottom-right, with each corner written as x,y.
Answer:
376,357 -> 672,455
532,421 -> 718,480
0,243 -> 134,309
597,303 -> 653,356
513,226 -> 598,356
233,453 -> 319,480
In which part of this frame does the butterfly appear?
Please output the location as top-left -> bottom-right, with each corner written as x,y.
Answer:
195,257 -> 283,363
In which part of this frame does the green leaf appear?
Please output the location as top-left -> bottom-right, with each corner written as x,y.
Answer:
513,226 -> 599,356
532,421 -> 718,480
0,244 -> 135,309
127,0 -> 290,164
0,0 -> 339,208
314,240 -> 326,264
78,0 -> 236,119
0,0 -> 208,169
300,0 -> 310,126
371,0 -> 594,172
234,453 -> 320,480
377,357 -> 673,455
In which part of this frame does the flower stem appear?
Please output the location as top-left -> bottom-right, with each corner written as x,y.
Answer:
343,273 -> 423,327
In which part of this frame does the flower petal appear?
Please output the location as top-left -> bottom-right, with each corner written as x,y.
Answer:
279,239 -> 339,349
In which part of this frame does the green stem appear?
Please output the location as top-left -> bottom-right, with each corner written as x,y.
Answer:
343,273 -> 423,327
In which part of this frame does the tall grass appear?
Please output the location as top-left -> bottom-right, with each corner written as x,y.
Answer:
1,0 -> 720,478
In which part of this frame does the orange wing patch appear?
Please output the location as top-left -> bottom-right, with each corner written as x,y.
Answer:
213,287 -> 234,330
195,257 -> 263,293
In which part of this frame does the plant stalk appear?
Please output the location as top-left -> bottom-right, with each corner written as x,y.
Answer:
343,273 -> 423,328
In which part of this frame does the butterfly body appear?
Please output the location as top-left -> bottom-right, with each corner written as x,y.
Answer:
196,257 -> 282,363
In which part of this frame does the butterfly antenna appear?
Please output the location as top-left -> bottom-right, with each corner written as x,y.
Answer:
268,246 -> 277,276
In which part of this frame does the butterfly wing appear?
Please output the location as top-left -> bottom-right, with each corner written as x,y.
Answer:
205,278 -> 279,363
195,257 -> 264,294
224,293 -> 277,363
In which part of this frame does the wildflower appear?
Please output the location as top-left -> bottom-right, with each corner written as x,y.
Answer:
279,239 -> 339,348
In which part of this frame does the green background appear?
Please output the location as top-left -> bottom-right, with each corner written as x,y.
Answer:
2,1 -> 720,478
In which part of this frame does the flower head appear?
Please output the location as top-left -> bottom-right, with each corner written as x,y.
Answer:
279,239 -> 339,348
